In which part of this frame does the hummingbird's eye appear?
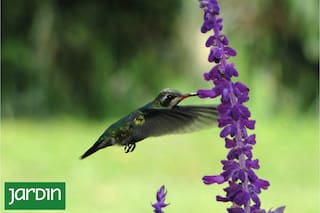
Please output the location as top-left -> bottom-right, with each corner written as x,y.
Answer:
167,95 -> 174,100
159,93 -> 177,107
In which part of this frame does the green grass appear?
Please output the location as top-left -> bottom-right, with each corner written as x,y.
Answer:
1,115 -> 318,212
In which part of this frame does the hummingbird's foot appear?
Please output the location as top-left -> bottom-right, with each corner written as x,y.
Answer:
124,143 -> 136,153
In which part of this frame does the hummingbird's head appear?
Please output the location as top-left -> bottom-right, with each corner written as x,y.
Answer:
80,135 -> 115,159
155,88 -> 197,108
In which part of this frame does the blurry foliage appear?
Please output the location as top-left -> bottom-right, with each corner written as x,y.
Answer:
2,0 -> 318,119
252,0 -> 319,112
2,0 -> 183,118
217,0 -> 318,114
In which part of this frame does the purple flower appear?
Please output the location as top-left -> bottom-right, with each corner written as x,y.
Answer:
152,185 -> 169,213
203,175 -> 225,184
198,0 -> 284,212
268,206 -> 286,213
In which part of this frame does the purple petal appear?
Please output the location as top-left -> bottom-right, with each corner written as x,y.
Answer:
202,175 -> 225,184
268,206 -> 286,213
252,207 -> 266,213
221,170 -> 234,180
221,160 -> 239,169
227,146 -> 252,160
217,103 -> 232,115
197,89 -> 218,98
206,35 -> 216,47
205,64 -> 222,80
201,17 -> 214,33
234,82 -> 249,93
227,148 -> 239,160
237,169 -> 246,182
210,3 -> 220,15
238,105 -> 250,118
220,124 -> 236,137
210,64 -> 221,73
216,17 -> 223,24
209,48 -> 223,63
213,78 -> 226,87
224,46 -> 237,57
246,159 -> 260,169
220,34 -> 229,45
227,207 -> 245,213
216,18 -> 224,30
251,193 -> 261,208
225,137 -> 236,148
245,134 -> 256,145
201,24 -> 209,33
231,106 -> 241,120
244,119 -> 256,129
216,195 -> 230,202
208,47 -> 217,62
242,146 -> 253,159
221,88 -> 230,103
254,178 -> 270,190
224,63 -> 239,78
238,94 -> 250,103
156,185 -> 166,201
233,84 -> 249,100
218,117 -> 233,127
224,181 -> 243,198
203,72 -> 211,81
233,191 -> 250,206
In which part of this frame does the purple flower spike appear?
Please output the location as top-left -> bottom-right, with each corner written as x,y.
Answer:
197,0 -> 284,212
152,185 -> 169,213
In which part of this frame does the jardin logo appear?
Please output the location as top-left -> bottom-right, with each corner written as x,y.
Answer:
4,182 -> 65,210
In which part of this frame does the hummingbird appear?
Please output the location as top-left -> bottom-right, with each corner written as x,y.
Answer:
80,88 -> 217,159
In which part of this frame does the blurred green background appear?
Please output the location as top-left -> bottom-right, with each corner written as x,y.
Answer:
1,0 -> 319,212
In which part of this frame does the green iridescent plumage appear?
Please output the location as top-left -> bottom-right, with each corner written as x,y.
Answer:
80,88 -> 217,159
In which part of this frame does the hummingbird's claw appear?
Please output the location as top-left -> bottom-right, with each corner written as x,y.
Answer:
124,143 -> 136,153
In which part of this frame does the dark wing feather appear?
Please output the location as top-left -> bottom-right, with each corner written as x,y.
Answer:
132,105 -> 217,140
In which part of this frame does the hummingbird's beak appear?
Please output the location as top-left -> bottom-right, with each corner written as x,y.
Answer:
180,92 -> 198,99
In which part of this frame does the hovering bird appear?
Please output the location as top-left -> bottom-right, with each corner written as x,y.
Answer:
80,88 -> 217,159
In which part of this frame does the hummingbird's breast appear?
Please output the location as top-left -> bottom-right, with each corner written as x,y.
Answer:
106,112 -> 141,146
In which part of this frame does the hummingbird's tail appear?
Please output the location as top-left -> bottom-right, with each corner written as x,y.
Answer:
80,136 -> 114,159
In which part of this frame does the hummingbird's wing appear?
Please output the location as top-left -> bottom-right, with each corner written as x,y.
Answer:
132,105 -> 217,139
